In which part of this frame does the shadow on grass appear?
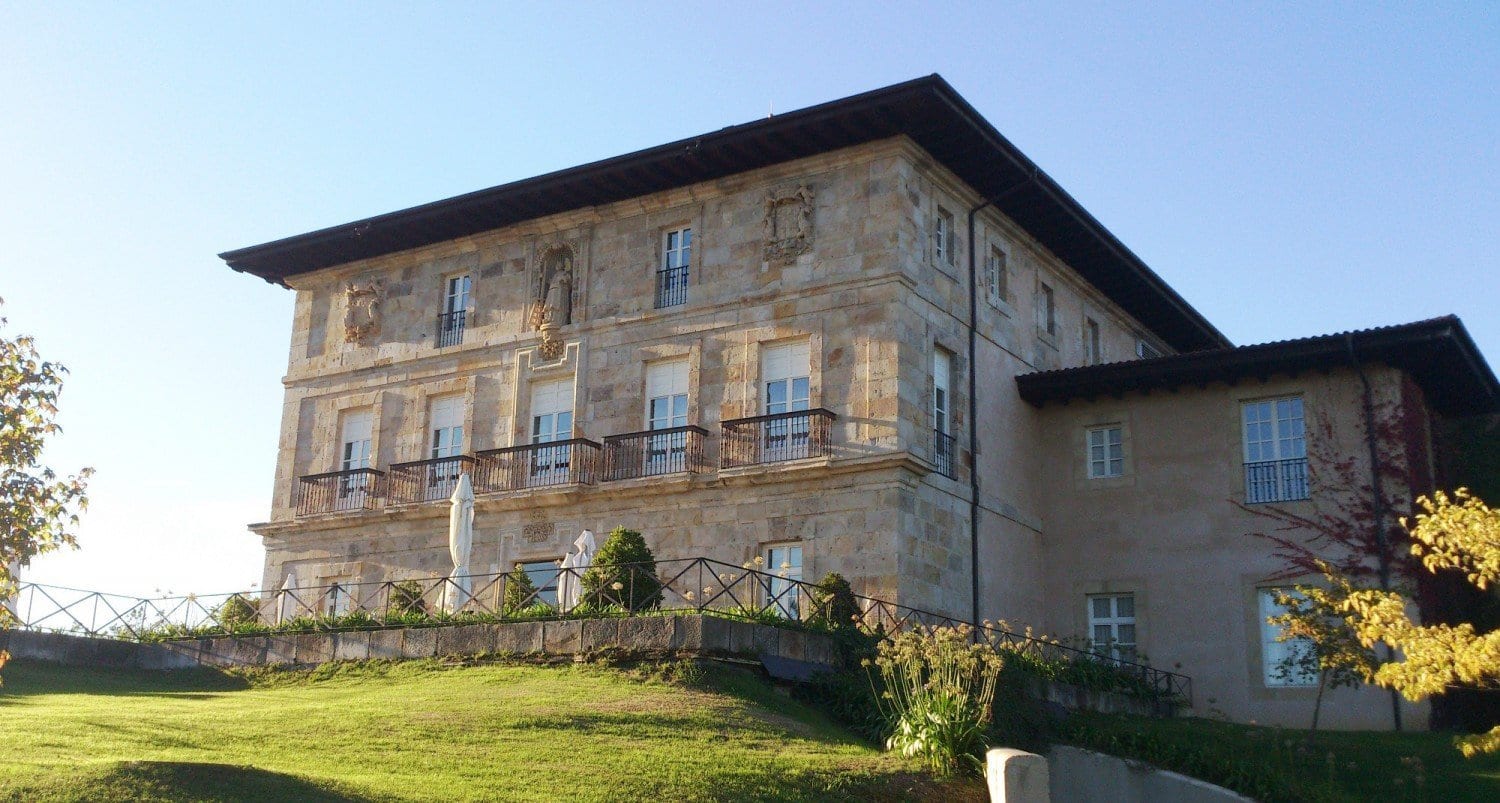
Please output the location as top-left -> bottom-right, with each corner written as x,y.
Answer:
0,659 -> 250,700
0,761 -> 376,802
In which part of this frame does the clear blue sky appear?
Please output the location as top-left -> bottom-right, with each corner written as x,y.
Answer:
3,4 -> 1495,597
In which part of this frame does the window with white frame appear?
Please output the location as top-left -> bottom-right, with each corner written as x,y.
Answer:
1259,588 -> 1318,686
530,379 -> 575,483
656,227 -> 691,308
1037,282 -> 1056,336
439,274 -> 471,347
934,207 -> 955,266
1087,594 -> 1136,663
338,408 -> 374,501
986,243 -> 1009,303
520,559 -> 562,607
1242,396 -> 1308,503
1087,426 -> 1124,479
765,543 -> 804,618
933,349 -> 955,477
425,395 -> 465,499
644,359 -> 690,474
761,341 -> 813,460
1085,317 -> 1102,365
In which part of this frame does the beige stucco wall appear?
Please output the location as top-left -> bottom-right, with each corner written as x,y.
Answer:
1031,364 -> 1429,729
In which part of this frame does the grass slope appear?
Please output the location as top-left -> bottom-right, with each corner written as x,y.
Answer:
0,658 -> 980,802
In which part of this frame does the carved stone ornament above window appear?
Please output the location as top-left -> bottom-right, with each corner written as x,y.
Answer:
529,243 -> 575,360
342,279 -> 385,345
762,185 -> 814,261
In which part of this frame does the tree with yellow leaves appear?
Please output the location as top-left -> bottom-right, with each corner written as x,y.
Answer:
1330,489 -> 1500,757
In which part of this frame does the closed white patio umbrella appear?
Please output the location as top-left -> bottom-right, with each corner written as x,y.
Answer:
443,473 -> 476,613
276,571 -> 299,625
558,529 -> 596,610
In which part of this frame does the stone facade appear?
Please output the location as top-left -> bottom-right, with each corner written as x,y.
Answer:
230,83 -> 1494,733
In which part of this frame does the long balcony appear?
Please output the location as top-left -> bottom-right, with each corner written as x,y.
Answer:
387,456 -> 477,504
720,409 -> 836,468
602,426 -> 709,481
297,468 -> 385,515
474,439 -> 602,492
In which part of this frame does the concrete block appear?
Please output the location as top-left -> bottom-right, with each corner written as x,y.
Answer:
401,627 -> 439,659
137,642 -> 201,670
333,631 -> 370,661
436,624 -> 493,656
987,748 -> 1049,803
230,636 -> 269,665
264,635 -> 298,665
769,627 -> 797,660
494,621 -> 542,655
699,615 -> 731,654
367,629 -> 404,660
618,616 -> 671,652
580,619 -> 619,653
668,615 -> 701,652
292,633 -> 334,665
199,637 -> 237,668
543,620 -> 582,654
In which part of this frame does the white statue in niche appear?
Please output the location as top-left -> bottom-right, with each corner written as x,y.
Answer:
530,244 -> 574,360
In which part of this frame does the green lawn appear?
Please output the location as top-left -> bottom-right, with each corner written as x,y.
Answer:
1061,711 -> 1500,802
0,658 -> 982,802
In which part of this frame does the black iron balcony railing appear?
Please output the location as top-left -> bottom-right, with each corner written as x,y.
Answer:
436,309 -> 466,348
474,439 -> 601,492
603,426 -> 709,481
387,456 -> 476,504
934,429 -> 956,478
720,408 -> 836,468
297,468 -> 385,516
1244,457 -> 1309,504
654,264 -> 688,308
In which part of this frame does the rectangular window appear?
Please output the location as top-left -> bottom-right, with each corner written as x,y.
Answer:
1242,396 -> 1308,503
765,543 -> 804,618
1087,594 -> 1136,663
1085,318 -> 1102,365
531,379 -> 575,483
520,559 -> 561,607
644,360 -> 690,474
425,395 -> 465,499
438,274 -> 471,348
933,349 -> 955,478
1087,426 -> 1124,479
986,244 -> 1009,303
338,409 -> 374,501
656,227 -> 691,308
1037,283 -> 1056,336
934,208 -> 954,266
1260,588 -> 1318,686
761,341 -> 813,461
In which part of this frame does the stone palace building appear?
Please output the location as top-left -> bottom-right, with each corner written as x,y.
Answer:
221,76 -> 1498,730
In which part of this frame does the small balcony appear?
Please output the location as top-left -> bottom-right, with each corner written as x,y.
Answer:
297,468 -> 386,516
387,456 -> 476,504
655,265 -> 688,308
933,429 -> 956,479
436,309 -> 466,348
474,439 -> 602,492
721,409 -> 836,468
603,426 -> 709,481
1244,457 -> 1309,504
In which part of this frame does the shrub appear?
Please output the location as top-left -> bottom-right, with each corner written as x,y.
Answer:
809,572 -> 858,631
870,624 -> 1004,777
213,595 -> 259,630
385,580 -> 428,618
581,527 -> 663,611
502,564 -> 540,614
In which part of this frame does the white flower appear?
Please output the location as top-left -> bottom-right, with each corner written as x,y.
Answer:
610,582 -> 624,591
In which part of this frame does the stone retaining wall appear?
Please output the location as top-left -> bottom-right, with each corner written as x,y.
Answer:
1,615 -> 837,671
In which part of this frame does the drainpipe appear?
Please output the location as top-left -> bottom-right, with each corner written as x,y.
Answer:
1345,333 -> 1402,731
965,172 -> 1037,628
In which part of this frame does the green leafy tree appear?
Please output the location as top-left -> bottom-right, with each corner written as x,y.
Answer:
581,527 -> 662,611
502,563 -> 541,613
1,301 -> 92,673
385,580 -> 428,618
213,594 -> 259,630
1265,580 -> 1378,732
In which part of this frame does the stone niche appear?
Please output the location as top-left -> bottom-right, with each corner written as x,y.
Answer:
529,241 -> 580,361
762,185 -> 814,261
